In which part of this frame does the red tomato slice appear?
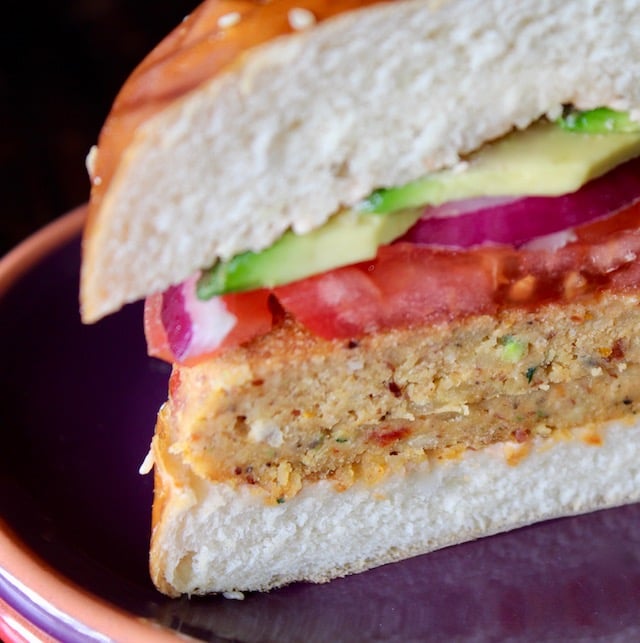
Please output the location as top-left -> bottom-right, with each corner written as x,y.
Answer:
274,244 -> 499,338
216,289 -> 274,353
144,292 -> 174,362
368,243 -> 499,325
274,267 -> 384,338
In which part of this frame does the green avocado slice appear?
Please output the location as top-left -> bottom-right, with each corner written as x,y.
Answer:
557,107 -> 640,134
197,208 -> 422,299
359,119 -> 640,214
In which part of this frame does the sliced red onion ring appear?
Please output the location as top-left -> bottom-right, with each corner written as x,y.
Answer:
400,155 -> 640,248
161,275 -> 236,361
424,195 -> 523,218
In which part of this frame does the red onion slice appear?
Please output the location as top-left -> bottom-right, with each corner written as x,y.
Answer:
146,277 -> 274,364
160,275 -> 237,361
400,155 -> 640,249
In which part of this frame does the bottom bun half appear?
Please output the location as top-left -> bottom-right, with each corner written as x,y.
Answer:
149,415 -> 640,597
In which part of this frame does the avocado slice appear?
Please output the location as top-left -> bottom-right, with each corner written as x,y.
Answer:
199,120 -> 640,298
360,120 -> 640,213
197,208 -> 422,298
557,108 -> 640,134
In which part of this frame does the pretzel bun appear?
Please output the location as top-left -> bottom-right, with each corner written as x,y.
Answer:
80,0 -> 640,322
79,0 -> 640,597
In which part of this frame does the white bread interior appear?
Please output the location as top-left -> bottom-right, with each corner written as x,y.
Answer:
150,417 -> 640,596
81,0 -> 640,322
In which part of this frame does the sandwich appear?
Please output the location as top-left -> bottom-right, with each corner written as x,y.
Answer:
80,0 -> 640,596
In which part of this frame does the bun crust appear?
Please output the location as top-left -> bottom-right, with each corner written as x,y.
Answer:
85,0 -> 386,211
81,0 -> 640,321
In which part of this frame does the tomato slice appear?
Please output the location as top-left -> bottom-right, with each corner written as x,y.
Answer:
274,244 -> 499,338
273,267 -> 383,338
144,292 -> 174,362
366,244 -> 499,325
216,290 -> 274,353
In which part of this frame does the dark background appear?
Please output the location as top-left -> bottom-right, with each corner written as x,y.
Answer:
1,0 -> 199,256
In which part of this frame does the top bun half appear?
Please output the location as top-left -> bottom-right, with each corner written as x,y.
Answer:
80,0 -> 640,322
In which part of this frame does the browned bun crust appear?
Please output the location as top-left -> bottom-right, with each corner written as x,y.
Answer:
150,411 -> 182,597
86,0 -> 386,236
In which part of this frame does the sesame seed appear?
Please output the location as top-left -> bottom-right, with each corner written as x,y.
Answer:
288,8 -> 316,31
217,11 -> 241,29
85,145 -> 98,176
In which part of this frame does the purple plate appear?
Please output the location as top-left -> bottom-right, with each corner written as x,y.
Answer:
1,210 -> 640,642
